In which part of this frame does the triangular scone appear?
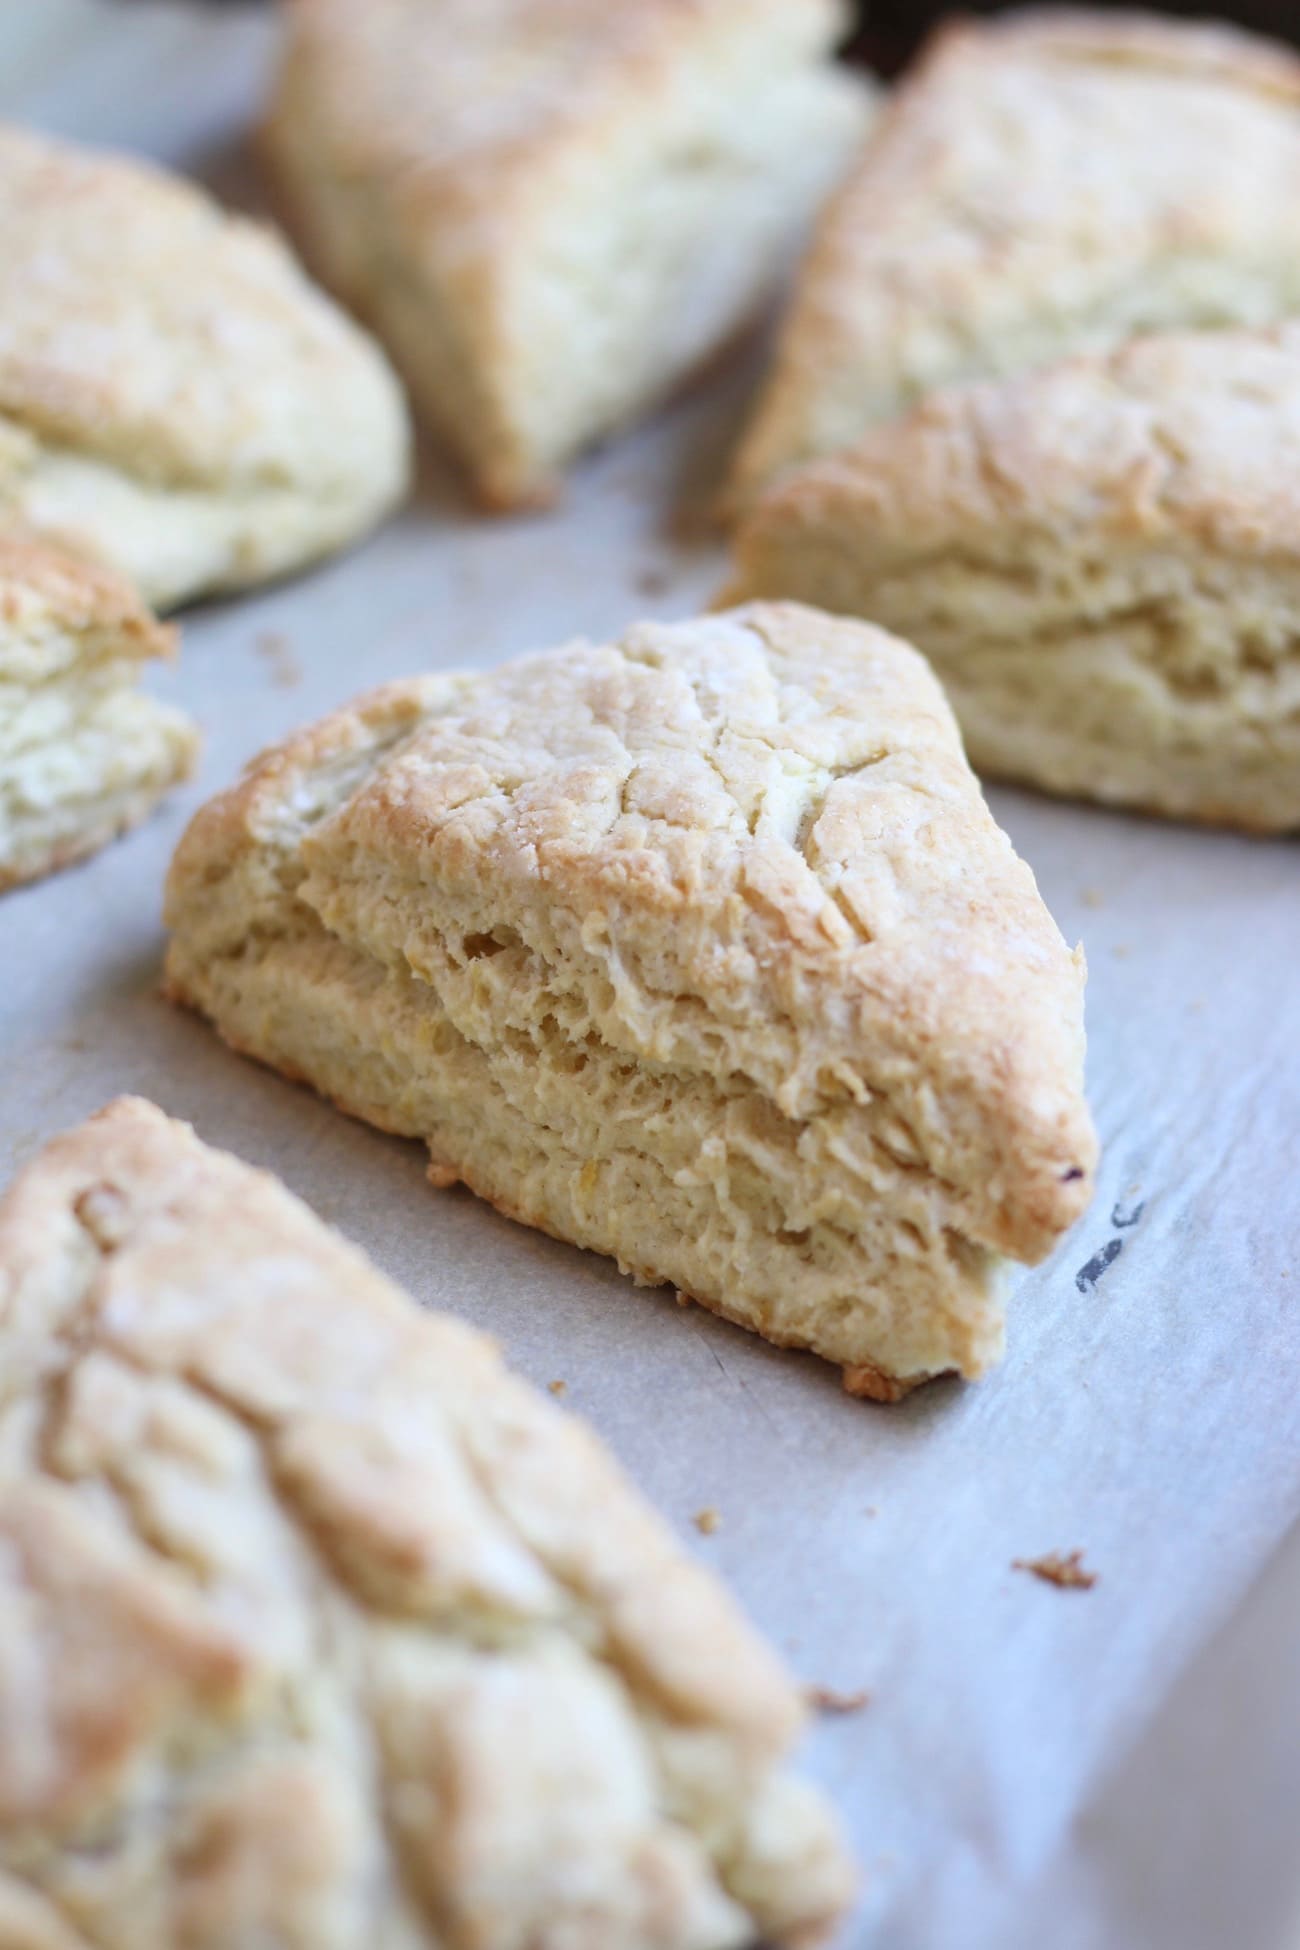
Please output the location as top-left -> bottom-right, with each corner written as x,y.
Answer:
727,329 -> 1300,831
728,8 -> 1300,506
262,0 -> 873,509
0,1098 -> 853,1946
0,123 -> 410,611
164,603 -> 1096,1397
0,535 -> 197,888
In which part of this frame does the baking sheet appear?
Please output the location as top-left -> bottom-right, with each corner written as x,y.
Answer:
3,6 -> 1299,1946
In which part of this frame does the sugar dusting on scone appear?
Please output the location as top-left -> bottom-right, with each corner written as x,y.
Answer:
164,601 -> 1097,1394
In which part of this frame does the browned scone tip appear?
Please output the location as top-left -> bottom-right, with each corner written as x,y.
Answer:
0,1095 -> 855,1948
163,601 -> 1097,1397
0,531 -> 177,657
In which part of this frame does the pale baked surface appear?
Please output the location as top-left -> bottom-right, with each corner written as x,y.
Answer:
164,602 -> 1096,1394
0,1095 -> 852,1949
263,0 -> 872,507
0,533 -> 197,888
727,328 -> 1300,831
0,122 -> 410,610
728,7 -> 1300,505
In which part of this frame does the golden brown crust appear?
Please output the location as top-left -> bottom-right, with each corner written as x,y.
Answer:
164,602 -> 1095,1390
728,6 -> 1300,506
0,1096 -> 853,1947
736,324 -> 1300,568
840,1362 -> 927,1405
0,531 -> 176,664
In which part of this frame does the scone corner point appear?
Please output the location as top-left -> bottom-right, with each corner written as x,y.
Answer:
164,600 -> 1098,1398
0,1094 -> 854,1947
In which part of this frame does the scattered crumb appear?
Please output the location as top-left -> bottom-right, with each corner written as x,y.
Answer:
806,1684 -> 870,1715
863,1506 -> 877,1519
1112,944 -> 1131,960
634,563 -> 674,599
1013,1550 -> 1097,1590
693,1506 -> 721,1536
547,1378 -> 567,1398
1081,887 -> 1104,909
255,630 -> 302,689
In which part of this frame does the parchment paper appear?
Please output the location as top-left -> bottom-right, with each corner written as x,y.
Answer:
2,7 -> 1298,1946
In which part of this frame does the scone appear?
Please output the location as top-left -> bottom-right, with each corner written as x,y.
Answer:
0,534 -> 197,889
728,8 -> 1300,506
261,0 -> 873,509
726,329 -> 1300,831
164,602 -> 1097,1397
0,1096 -> 853,1948
0,122 -> 410,611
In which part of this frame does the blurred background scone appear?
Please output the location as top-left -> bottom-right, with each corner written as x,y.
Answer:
728,7 -> 1300,506
262,0 -> 874,508
0,122 -> 411,610
0,535 -> 196,889
0,1097 -> 854,1950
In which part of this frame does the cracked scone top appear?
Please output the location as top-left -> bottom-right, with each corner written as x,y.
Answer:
165,602 -> 1097,1395
0,1097 -> 853,1949
0,122 -> 410,610
726,327 -> 1300,831
728,7 -> 1300,505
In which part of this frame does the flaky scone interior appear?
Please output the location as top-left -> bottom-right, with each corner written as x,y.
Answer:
0,534 -> 197,888
0,1096 -> 852,1947
165,603 -> 1097,1397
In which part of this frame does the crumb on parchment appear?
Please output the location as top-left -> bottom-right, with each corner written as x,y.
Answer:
693,1507 -> 721,1535
1013,1550 -> 1097,1590
547,1379 -> 567,1397
255,630 -> 302,689
806,1685 -> 870,1715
